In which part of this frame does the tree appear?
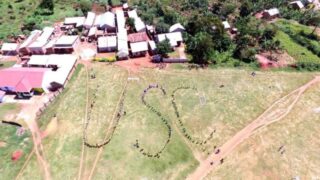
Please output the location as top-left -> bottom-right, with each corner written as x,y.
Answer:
187,14 -> 223,36
39,0 -> 54,11
307,12 -> 320,35
184,0 -> 208,10
127,17 -> 135,31
163,9 -> 178,25
157,39 -> 172,57
79,0 -> 91,16
187,32 -> 215,64
240,1 -> 253,17
156,22 -> 170,34
220,3 -> 236,17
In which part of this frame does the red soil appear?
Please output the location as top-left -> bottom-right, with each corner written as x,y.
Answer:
12,150 -> 23,161
115,56 -> 157,73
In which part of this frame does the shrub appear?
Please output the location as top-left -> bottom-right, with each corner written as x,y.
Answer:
296,62 -> 320,71
93,56 -> 116,62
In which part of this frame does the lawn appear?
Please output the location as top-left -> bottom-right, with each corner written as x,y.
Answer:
0,0 -> 39,39
11,63 -> 319,179
0,0 -> 84,40
274,30 -> 320,64
276,19 -> 314,34
211,80 -> 320,179
0,61 -> 15,69
0,103 -> 32,180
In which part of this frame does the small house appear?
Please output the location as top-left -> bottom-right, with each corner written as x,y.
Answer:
128,32 -> 149,43
128,9 -> 146,32
222,21 -> 231,30
130,41 -> 148,57
148,41 -> 157,55
117,30 -> 129,60
123,3 -> 129,11
64,17 -> 85,28
19,30 -> 42,55
88,27 -> 98,40
157,32 -> 183,47
98,36 -> 117,52
44,39 -> 57,55
116,10 -> 126,32
28,27 -> 54,55
146,25 -> 155,35
169,23 -> 185,33
134,18 -> 146,32
28,41 -> 48,55
93,14 -> 102,27
1,43 -> 18,56
84,12 -> 96,29
99,12 -> 116,32
290,1 -> 304,10
54,35 -> 79,54
128,9 -> 139,19
0,67 -> 49,96
262,8 -> 280,20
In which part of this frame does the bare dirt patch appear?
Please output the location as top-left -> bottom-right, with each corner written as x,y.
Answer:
256,52 -> 295,69
0,141 -> 7,148
115,56 -> 157,73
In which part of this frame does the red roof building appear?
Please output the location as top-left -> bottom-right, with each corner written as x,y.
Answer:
0,68 -> 49,93
128,32 -> 149,43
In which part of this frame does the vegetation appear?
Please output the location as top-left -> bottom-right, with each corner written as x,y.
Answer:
12,64 -> 317,179
0,103 -> 32,180
0,61 -> 15,70
131,0 -> 320,70
212,82 -> 320,179
156,39 -> 172,57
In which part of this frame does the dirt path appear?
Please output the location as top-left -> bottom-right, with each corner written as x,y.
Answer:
77,67 -> 129,180
86,76 -> 129,180
187,76 -> 320,180
77,64 -> 90,180
15,148 -> 35,180
24,117 -> 51,180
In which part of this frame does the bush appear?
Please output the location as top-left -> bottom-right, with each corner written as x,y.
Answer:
93,56 -> 116,62
296,62 -> 320,71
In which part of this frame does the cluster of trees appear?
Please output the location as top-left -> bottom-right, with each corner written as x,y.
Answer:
22,0 -> 90,33
135,0 -> 320,68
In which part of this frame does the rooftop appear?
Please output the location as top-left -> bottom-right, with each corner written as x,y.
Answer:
157,32 -> 183,47
54,35 -> 78,46
128,32 -> 149,43
0,67 -> 49,92
264,8 -> 280,16
84,12 -> 96,27
98,36 -> 117,48
64,17 -> 86,27
130,41 -> 148,53
169,23 -> 185,32
1,43 -> 18,51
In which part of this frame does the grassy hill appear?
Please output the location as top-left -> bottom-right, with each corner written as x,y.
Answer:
0,0 -> 84,41
0,0 -> 39,40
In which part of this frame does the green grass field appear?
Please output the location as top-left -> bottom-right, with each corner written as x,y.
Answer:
0,0 -> 39,39
211,81 -> 320,179
0,0 -> 84,40
274,30 -> 320,64
6,63 -> 318,179
0,61 -> 15,69
0,103 -> 33,180
274,19 -> 320,65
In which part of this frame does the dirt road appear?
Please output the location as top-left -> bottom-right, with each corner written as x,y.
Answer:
187,76 -> 320,180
